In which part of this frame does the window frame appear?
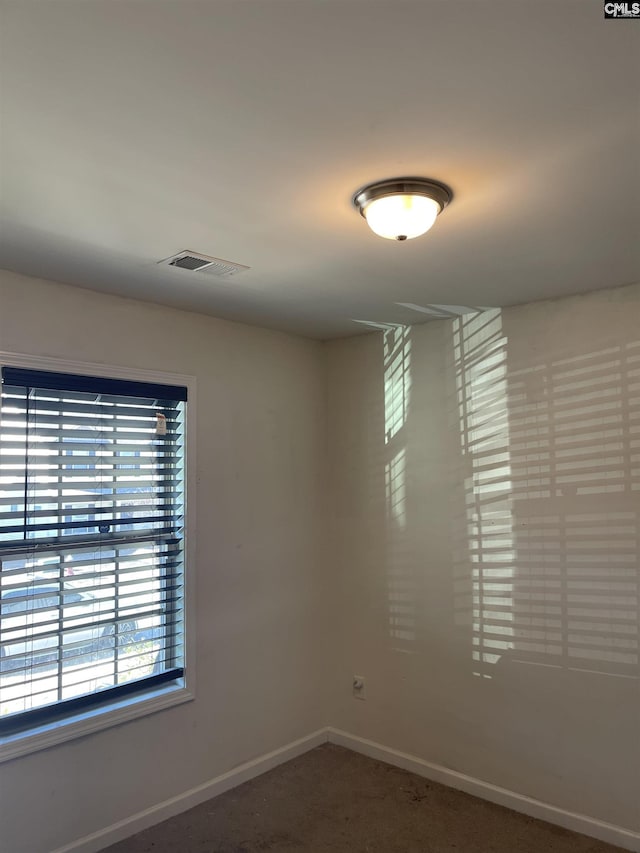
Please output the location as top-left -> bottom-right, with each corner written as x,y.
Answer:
0,352 -> 196,763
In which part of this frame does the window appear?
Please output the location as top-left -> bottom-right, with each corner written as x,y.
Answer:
0,365 -> 188,743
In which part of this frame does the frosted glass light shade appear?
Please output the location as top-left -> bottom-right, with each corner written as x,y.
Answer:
363,194 -> 440,240
353,178 -> 452,241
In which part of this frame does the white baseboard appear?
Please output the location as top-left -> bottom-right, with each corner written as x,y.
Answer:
327,728 -> 640,853
51,729 -> 329,853
52,726 -> 640,853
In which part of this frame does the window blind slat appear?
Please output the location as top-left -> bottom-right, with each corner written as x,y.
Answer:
2,399 -> 182,419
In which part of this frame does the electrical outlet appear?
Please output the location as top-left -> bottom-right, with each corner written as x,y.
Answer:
352,675 -> 366,700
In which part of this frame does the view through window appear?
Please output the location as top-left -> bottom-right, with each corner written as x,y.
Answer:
0,367 -> 186,733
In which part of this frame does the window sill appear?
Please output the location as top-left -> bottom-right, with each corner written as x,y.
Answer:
0,681 -> 193,764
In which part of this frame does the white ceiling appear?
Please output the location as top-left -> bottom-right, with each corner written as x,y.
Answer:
1,0 -> 638,339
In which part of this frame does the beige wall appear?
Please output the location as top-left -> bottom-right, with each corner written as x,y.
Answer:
326,284 -> 640,832
0,269 -> 329,853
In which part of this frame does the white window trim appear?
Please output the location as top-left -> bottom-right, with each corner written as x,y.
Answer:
0,351 -> 197,764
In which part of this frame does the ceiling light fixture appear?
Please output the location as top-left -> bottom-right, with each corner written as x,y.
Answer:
353,177 -> 452,241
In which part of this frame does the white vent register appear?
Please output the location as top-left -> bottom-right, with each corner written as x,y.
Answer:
159,250 -> 249,278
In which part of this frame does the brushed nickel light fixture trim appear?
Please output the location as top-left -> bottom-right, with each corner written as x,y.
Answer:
353,177 -> 453,241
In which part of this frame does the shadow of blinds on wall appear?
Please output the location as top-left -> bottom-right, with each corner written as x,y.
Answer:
454,322 -> 639,680
506,342 -> 639,678
383,325 -> 417,650
451,310 -> 514,676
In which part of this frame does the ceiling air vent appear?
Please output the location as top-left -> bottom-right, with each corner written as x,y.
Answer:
159,251 -> 249,278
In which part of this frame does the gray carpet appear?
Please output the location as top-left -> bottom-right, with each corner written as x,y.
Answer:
105,744 -> 625,852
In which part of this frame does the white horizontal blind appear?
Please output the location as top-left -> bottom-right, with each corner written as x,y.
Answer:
0,367 -> 186,732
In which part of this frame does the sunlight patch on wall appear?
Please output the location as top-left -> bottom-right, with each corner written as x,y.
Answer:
384,325 -> 412,445
503,340 -> 640,677
453,315 -> 640,680
383,326 -> 415,648
386,447 -> 407,529
451,309 -> 516,676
